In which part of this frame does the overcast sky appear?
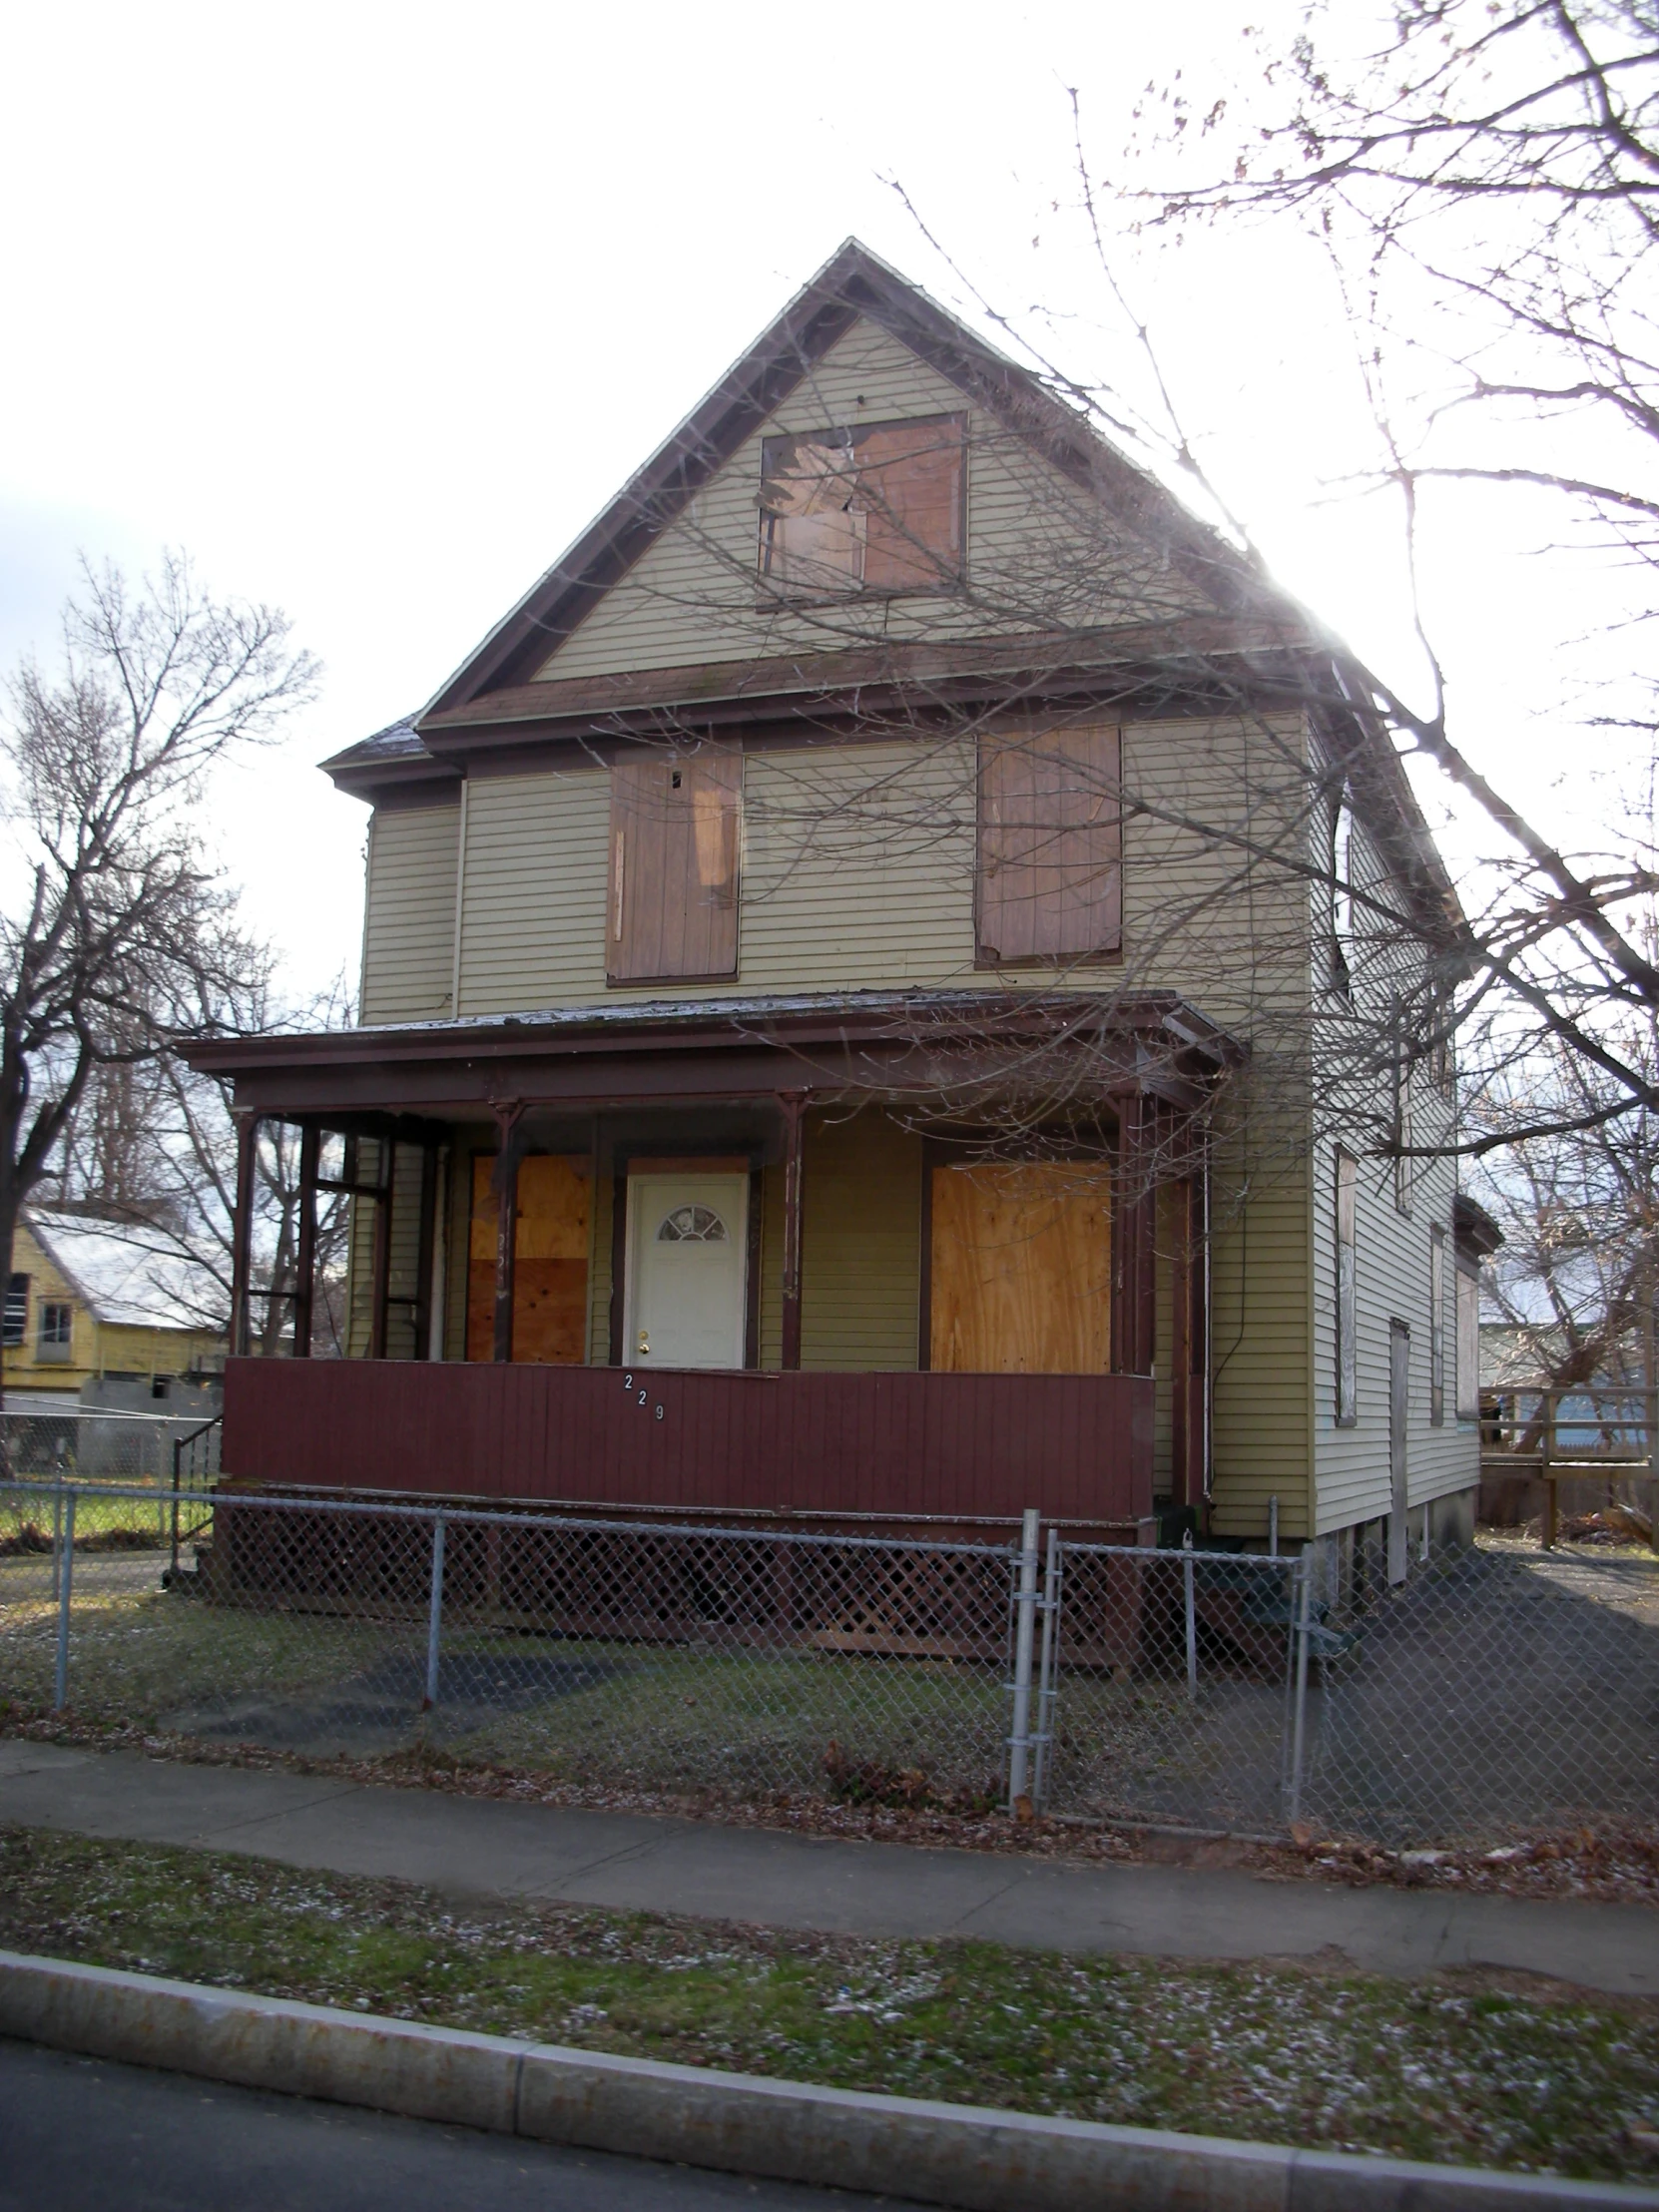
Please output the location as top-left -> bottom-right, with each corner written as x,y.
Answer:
0,1 -> 1610,1004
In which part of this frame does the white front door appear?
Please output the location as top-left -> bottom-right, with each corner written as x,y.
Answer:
625,1174 -> 749,1370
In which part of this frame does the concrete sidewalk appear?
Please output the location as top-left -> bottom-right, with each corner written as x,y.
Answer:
4,1738 -> 1656,1996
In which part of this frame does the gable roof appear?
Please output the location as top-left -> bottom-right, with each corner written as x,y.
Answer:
24,1209 -> 226,1334
318,238 -> 1459,940
418,238 -> 1267,722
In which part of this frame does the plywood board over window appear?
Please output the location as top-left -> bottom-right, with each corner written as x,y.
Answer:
976,727 -> 1122,965
466,1154 -> 590,1364
928,1162 -> 1112,1375
607,751 -> 741,984
758,414 -> 965,597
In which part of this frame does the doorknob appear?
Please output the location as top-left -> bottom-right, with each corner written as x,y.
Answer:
637,1329 -> 650,1355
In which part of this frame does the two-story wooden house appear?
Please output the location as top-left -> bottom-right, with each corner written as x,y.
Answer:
189,242 -> 1483,1582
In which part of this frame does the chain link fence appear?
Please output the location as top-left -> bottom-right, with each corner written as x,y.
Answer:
1289,1527 -> 1659,1845
2,1477 -> 1655,1844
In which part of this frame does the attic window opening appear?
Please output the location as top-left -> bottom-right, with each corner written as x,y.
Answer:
759,413 -> 964,599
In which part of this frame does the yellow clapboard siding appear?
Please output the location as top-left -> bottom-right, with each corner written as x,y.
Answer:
361,804 -> 459,1024
800,1113 -> 921,1372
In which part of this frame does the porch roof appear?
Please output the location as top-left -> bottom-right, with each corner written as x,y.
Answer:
179,988 -> 1243,1127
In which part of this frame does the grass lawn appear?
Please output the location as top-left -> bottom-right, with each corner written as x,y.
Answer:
0,1570 -> 1278,1812
2,1825 -> 1656,2183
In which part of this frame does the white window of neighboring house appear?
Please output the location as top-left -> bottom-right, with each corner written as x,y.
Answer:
1429,1225 -> 1446,1426
1455,1262 -> 1481,1421
1394,1066 -> 1414,1218
3,1273 -> 27,1347
1336,1149 -> 1358,1427
38,1302 -> 73,1359
759,415 -> 965,598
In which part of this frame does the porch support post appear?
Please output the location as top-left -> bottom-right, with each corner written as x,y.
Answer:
491,1104 -> 525,1365
230,1113 -> 258,1360
291,1123 -> 318,1359
412,1143 -> 439,1362
369,1140 -> 396,1360
1170,1145 -> 1210,1512
1110,1091 -> 1157,1377
779,1091 -> 807,1371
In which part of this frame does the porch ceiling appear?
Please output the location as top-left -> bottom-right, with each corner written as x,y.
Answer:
179,989 -> 1243,1126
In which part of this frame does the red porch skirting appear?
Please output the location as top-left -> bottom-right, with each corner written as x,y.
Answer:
220,1359 -> 1154,1527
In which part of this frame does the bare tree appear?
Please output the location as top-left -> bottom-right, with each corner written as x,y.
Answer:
49,971 -> 356,1354
1089,0 -> 1659,1145
0,554 -> 318,1351
1468,1018 -> 1659,1390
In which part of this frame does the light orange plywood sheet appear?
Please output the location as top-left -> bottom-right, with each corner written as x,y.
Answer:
466,1154 -> 591,1365
929,1163 -> 1112,1375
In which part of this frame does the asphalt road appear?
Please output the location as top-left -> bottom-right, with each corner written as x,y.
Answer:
0,2039 -> 908,2212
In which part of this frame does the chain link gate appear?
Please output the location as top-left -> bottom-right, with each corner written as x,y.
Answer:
1032,1536 -> 1311,1834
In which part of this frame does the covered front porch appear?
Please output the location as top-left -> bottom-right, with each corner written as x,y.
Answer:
191,992 -> 1238,1537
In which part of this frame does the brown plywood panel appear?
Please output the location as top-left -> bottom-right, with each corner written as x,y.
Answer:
467,1154 -> 591,1365
607,752 -> 740,982
858,417 -> 964,592
977,727 -> 1122,965
929,1163 -> 1112,1376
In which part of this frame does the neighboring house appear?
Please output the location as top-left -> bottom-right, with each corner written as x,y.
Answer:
187,241 -> 1485,1583
3,1209 -> 226,1401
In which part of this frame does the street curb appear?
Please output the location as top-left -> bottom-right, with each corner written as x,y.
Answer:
1,1950 -> 1654,2211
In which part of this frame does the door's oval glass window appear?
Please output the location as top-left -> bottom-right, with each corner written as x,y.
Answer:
658,1204 -> 729,1244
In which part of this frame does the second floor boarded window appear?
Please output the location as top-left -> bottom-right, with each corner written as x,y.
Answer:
759,414 -> 965,597
976,726 -> 1123,965
607,751 -> 742,984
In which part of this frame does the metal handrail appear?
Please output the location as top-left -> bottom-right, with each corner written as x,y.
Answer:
170,1416 -> 223,1575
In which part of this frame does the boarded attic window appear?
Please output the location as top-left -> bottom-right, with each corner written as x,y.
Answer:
759,414 -> 964,596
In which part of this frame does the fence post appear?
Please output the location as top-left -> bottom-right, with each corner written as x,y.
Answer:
1006,1508 -> 1040,1812
1182,1530 -> 1199,1702
53,1491 -> 77,1711
423,1515 -> 446,1712
1286,1553 -> 1313,1830
1031,1528 -> 1061,1812
170,1436 -> 183,1578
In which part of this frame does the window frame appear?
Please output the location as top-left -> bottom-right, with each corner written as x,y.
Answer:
1455,1258 -> 1481,1422
1429,1224 -> 1446,1426
605,749 -> 742,987
1329,785 -> 1356,997
3,1273 -> 28,1349
757,412 -> 967,604
1335,1148 -> 1359,1427
38,1301 -> 73,1359
1394,1061 -> 1414,1219
974,725 -> 1124,969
